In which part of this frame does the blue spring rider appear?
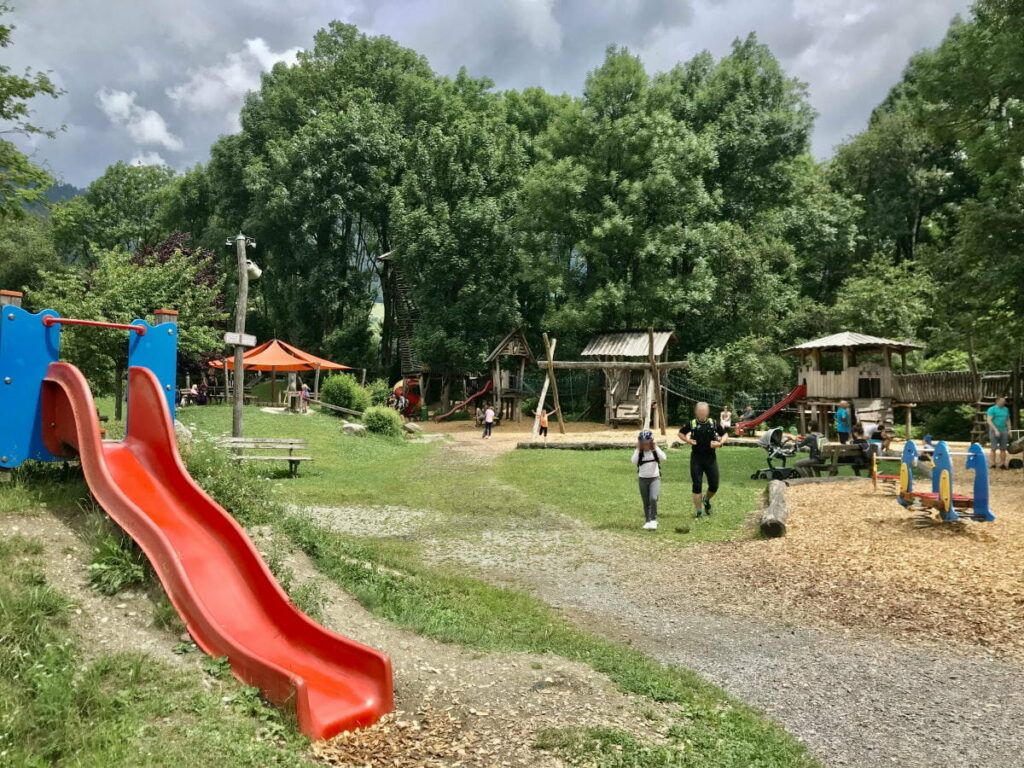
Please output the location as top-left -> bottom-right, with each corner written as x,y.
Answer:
896,440 -> 994,523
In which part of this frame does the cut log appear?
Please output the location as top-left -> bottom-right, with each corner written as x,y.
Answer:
760,480 -> 789,538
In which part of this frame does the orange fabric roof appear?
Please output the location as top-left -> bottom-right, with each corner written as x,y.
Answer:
209,339 -> 353,372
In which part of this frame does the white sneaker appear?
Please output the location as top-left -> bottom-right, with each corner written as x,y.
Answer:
649,520 -> 658,530
642,520 -> 654,530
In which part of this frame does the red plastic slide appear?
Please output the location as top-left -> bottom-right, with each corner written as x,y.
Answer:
433,378 -> 493,422
734,383 -> 807,432
40,362 -> 393,739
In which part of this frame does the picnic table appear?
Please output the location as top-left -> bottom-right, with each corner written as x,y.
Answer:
821,443 -> 871,476
216,437 -> 313,477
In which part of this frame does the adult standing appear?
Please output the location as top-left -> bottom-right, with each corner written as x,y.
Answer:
834,400 -> 851,444
678,401 -> 728,518
986,396 -> 1011,469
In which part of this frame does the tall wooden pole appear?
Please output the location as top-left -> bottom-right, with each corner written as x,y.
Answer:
532,338 -> 557,438
543,333 -> 566,434
647,328 -> 667,435
230,233 -> 254,437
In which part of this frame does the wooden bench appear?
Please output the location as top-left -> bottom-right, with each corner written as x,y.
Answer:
216,437 -> 312,477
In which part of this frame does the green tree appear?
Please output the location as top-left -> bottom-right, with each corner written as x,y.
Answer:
0,2 -> 61,218
34,246 -> 225,420
393,73 -> 527,405
829,255 -> 935,341
0,212 -> 59,296
52,162 -> 175,262
205,23 -> 446,369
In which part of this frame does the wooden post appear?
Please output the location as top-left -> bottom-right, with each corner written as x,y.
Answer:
494,356 -> 502,414
532,339 -> 557,437
0,289 -> 23,308
543,333 -> 566,434
223,358 -> 230,400
314,364 -> 321,400
647,328 -> 667,435
271,367 -> 276,406
799,401 -> 807,435
905,404 -> 913,438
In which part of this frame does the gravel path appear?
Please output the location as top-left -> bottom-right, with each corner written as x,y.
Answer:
303,493 -> 1024,768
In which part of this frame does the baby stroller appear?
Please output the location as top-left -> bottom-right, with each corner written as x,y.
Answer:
751,427 -> 801,480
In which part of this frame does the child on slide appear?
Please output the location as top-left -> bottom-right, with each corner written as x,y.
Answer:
632,430 -> 666,531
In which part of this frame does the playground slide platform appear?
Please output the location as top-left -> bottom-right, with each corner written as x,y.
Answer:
734,383 -> 807,432
41,362 -> 393,739
434,378 -> 493,422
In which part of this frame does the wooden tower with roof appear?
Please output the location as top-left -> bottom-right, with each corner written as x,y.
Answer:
783,331 -> 923,433
486,329 -> 535,422
580,330 -> 681,429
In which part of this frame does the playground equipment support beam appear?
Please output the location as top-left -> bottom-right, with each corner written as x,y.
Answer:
542,333 -> 566,435
42,316 -> 146,335
648,327 -> 667,436
532,338 -> 556,438
536,360 -> 688,371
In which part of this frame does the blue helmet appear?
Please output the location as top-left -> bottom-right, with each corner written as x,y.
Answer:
638,430 -> 654,442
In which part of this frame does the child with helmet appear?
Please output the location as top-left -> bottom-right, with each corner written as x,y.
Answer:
631,429 -> 666,530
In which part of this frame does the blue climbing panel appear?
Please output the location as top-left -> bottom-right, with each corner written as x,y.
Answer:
0,306 -> 62,468
128,318 -> 178,422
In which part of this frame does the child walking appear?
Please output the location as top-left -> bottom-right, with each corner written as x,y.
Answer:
631,430 -> 666,531
482,403 -> 496,439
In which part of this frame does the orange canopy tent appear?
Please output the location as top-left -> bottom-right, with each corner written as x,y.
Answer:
209,339 -> 352,404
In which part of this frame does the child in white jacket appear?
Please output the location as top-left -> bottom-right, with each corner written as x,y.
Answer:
631,430 -> 666,530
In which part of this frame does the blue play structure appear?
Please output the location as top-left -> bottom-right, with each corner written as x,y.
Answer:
896,440 -> 994,523
0,300 -> 178,471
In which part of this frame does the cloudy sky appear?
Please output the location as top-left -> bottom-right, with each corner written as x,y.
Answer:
7,0 -> 971,187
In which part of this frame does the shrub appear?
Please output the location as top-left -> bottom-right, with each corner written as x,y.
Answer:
319,374 -> 371,413
180,434 -> 280,527
361,405 -> 405,437
366,378 -> 393,407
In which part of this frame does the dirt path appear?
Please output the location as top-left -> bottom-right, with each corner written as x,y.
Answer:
300,434 -> 1024,768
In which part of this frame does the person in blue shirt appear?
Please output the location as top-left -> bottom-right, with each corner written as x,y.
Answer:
834,400 -> 851,444
986,396 -> 1011,469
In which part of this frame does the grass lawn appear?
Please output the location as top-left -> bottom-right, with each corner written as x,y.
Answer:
498,446 -> 769,542
174,404 -> 850,544
0,534 -> 314,767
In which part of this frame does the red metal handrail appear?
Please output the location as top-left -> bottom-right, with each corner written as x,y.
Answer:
42,316 -> 146,336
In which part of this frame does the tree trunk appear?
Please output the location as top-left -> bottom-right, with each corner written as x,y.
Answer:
114,361 -> 125,422
441,373 -> 452,412
760,480 -> 788,538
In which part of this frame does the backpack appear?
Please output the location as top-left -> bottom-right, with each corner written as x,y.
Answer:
636,449 -> 661,475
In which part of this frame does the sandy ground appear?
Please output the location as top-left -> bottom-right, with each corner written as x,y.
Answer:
300,432 -> 1024,768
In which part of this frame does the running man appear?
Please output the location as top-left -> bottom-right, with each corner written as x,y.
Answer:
986,396 -> 1011,469
678,401 -> 728,518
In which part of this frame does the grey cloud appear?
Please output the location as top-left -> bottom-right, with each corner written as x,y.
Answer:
7,0 -> 971,186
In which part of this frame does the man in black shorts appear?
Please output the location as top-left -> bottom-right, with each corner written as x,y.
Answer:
678,401 -> 728,517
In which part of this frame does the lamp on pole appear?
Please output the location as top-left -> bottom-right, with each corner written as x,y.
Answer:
228,232 -> 257,437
